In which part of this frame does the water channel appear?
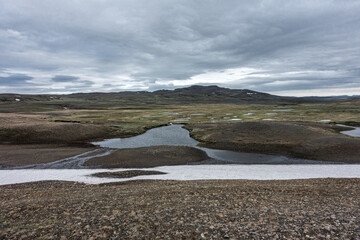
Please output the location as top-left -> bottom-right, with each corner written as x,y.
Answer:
8,124 -> 350,169
1,124 -> 360,184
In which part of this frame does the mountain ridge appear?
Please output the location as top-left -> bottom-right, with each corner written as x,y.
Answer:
1,85 -> 357,110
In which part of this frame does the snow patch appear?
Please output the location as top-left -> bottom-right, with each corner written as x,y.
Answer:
0,165 -> 359,185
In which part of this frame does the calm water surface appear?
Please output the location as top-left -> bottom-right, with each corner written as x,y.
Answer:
4,124 -> 350,170
93,124 -> 330,165
337,124 -> 360,137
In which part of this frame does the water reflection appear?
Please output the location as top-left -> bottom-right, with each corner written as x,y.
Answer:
93,124 -> 331,164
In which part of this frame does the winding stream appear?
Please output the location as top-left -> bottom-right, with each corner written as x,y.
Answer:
4,124 -> 359,169
93,124 -> 327,165
1,124 -> 360,184
7,124 -> 339,169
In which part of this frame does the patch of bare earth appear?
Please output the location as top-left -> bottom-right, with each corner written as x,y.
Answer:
84,146 -> 208,168
0,179 -> 359,239
91,170 -> 167,178
187,121 -> 360,163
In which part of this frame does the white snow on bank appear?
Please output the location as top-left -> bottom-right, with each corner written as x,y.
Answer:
0,165 -> 359,186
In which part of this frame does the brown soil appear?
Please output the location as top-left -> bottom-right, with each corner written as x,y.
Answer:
186,121 -> 360,163
0,112 -> 165,145
0,144 -> 94,167
0,113 -> 123,145
0,122 -> 112,145
84,146 -> 209,168
91,170 -> 167,178
0,179 -> 359,239
339,121 -> 360,127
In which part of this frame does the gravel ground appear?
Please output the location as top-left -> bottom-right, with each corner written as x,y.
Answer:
0,178 -> 359,239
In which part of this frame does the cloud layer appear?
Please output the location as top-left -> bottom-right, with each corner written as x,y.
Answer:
0,0 -> 359,96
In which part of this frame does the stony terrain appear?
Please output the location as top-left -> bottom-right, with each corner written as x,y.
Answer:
84,146 -> 209,168
0,179 -> 359,239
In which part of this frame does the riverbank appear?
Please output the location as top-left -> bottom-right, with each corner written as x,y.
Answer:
84,146 -> 208,168
1,121 -> 360,168
0,144 -> 94,167
0,178 -> 359,239
186,122 -> 360,163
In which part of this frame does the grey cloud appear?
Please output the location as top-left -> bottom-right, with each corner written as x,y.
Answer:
52,75 -> 79,82
51,75 -> 95,89
147,83 -> 175,92
0,0 -> 359,95
0,74 -> 33,85
76,80 -> 94,87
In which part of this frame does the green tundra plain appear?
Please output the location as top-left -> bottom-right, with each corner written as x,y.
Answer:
0,86 -> 360,165
1,86 -> 360,239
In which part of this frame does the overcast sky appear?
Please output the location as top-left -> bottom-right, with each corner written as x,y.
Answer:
0,0 -> 359,96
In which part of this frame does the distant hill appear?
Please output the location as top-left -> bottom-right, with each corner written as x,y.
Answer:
0,85 -> 353,111
67,85 -> 306,105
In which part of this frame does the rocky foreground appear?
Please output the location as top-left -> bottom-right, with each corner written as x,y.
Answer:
0,178 -> 359,239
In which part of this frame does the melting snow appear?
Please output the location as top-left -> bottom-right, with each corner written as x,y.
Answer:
0,165 -> 359,185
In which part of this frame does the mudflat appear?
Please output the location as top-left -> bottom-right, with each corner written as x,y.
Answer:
84,146 -> 209,168
0,144 -> 94,167
187,121 -> 360,163
0,179 -> 358,239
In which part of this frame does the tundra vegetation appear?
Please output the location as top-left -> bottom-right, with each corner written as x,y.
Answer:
0,86 -> 359,165
1,86 -> 360,239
